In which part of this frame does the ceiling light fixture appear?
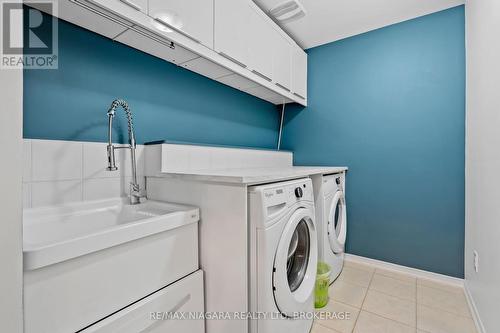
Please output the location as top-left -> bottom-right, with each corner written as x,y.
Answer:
269,0 -> 306,24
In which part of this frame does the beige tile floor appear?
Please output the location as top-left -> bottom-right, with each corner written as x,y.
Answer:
312,261 -> 477,333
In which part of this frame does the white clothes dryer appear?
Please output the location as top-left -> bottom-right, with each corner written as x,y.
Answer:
248,178 -> 317,333
313,172 -> 347,283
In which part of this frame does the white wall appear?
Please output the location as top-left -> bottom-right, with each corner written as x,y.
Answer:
465,0 -> 500,331
0,49 -> 24,332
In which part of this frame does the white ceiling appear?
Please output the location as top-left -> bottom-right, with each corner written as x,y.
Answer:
253,0 -> 465,49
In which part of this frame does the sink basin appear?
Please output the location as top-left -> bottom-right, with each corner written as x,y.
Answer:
23,198 -> 199,270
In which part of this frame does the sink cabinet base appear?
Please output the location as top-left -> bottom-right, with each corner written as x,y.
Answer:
24,223 -> 198,333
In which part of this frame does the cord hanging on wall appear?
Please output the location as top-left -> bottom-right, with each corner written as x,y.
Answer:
277,103 -> 285,150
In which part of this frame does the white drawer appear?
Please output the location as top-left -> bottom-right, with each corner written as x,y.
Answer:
82,270 -> 205,333
24,222 -> 199,333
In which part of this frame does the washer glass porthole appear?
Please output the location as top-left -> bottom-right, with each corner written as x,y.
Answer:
286,219 -> 310,292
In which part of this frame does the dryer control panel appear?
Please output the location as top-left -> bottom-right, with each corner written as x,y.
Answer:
323,172 -> 346,196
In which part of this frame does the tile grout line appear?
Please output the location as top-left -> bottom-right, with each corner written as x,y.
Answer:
350,268 -> 375,332
352,266 -> 419,329
361,272 -> 417,303
361,308 -> 416,329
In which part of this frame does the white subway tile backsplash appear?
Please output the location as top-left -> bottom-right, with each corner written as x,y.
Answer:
83,177 -> 123,201
82,142 -> 145,179
118,145 -> 145,177
23,139 -> 146,208
31,180 -> 82,207
32,140 -> 82,181
83,142 -> 115,179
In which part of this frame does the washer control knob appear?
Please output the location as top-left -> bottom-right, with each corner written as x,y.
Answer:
295,187 -> 303,198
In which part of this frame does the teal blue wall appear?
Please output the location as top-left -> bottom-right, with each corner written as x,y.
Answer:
23,15 -> 279,147
282,6 -> 465,277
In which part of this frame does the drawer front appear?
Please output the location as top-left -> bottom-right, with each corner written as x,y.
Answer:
82,270 -> 205,333
24,223 -> 199,333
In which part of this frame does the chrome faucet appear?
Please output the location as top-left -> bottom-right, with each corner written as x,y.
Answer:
106,99 -> 142,205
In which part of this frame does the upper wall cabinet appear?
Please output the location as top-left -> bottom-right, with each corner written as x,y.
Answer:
272,32 -> 292,91
48,0 -> 307,106
148,0 -> 214,48
115,0 -> 147,14
214,0 -> 250,67
291,46 -> 307,99
247,6 -> 273,81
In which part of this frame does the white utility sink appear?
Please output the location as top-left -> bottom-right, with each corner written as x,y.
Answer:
23,198 -> 199,270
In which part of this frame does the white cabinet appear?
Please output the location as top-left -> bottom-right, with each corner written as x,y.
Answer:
272,31 -> 292,91
247,5 -> 273,81
81,271 -> 205,333
115,26 -> 199,64
214,0 -> 251,67
148,0 -> 214,48
55,0 -> 307,105
116,0 -> 147,14
291,46 -> 307,100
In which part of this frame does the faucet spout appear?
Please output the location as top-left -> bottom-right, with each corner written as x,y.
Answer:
106,99 -> 142,205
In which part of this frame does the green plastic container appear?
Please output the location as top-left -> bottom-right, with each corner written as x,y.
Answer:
314,261 -> 331,308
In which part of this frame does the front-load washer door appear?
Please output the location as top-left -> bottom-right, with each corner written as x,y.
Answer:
273,208 -> 318,318
327,190 -> 347,254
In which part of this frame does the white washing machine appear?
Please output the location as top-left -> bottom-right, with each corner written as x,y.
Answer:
249,178 -> 318,333
313,173 -> 347,283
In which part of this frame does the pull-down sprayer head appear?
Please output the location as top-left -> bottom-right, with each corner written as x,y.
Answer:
105,99 -> 142,205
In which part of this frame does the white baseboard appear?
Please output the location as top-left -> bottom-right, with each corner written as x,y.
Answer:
464,281 -> 486,333
345,254 -> 464,287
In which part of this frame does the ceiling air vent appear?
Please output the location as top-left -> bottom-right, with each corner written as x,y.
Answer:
269,0 -> 306,24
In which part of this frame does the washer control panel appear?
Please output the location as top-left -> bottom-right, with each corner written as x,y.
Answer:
258,178 -> 313,209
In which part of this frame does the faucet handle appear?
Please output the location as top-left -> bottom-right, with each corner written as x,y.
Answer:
129,182 -> 145,204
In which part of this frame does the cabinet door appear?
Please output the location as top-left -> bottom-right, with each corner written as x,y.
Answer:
214,0 -> 250,67
149,0 -> 214,48
292,46 -> 307,99
114,0 -> 147,14
272,31 -> 292,91
247,5 -> 273,81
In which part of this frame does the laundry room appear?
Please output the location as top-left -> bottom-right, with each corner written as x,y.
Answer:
0,0 -> 497,333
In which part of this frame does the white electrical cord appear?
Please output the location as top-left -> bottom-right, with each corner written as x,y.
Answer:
277,103 -> 285,150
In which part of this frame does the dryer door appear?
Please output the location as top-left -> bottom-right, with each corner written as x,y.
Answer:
273,207 -> 317,318
327,190 -> 347,254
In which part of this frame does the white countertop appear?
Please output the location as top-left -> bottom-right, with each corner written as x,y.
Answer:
154,166 -> 348,185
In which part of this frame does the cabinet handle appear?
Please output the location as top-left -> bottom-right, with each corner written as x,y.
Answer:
293,92 -> 305,99
69,0 -> 130,28
119,0 -> 142,11
252,70 -> 272,82
275,82 -> 291,92
154,17 -> 202,44
219,52 -> 247,68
